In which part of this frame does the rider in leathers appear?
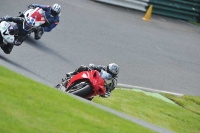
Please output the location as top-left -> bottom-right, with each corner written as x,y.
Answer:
0,21 -> 19,54
0,16 -> 32,53
28,3 -> 61,40
59,63 -> 119,100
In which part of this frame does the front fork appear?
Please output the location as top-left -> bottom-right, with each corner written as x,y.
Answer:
55,79 -> 69,91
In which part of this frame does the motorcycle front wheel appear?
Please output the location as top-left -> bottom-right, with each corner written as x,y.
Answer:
70,84 -> 94,98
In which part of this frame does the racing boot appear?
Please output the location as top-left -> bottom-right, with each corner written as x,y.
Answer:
34,27 -> 44,40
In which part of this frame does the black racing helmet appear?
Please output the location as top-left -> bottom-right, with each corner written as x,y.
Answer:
8,24 -> 19,36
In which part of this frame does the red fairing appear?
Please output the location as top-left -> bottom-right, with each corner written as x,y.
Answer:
66,70 -> 106,95
30,7 -> 46,22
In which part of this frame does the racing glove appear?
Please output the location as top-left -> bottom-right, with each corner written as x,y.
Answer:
28,4 -> 36,9
1,16 -> 11,21
100,92 -> 111,98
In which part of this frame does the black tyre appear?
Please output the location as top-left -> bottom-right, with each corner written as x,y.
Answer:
70,84 -> 94,97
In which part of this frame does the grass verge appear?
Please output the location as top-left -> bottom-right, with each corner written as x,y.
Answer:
0,65 -> 155,133
93,88 -> 200,133
189,21 -> 200,26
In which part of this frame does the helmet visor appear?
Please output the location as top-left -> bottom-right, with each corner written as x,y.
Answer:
107,66 -> 118,77
50,9 -> 58,16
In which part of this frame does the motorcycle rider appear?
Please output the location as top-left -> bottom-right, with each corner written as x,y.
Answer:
27,3 -> 61,40
59,63 -> 119,100
0,22 -> 19,54
0,15 -> 35,49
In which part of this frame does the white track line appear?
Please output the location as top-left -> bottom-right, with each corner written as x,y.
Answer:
117,83 -> 184,97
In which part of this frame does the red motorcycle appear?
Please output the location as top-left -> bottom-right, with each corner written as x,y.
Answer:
56,70 -> 107,100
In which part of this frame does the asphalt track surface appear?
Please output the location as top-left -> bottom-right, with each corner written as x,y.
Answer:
1,0 -> 198,132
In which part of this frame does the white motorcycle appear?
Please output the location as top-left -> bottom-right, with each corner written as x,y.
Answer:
0,6 -> 48,54
0,21 -> 15,44
0,21 -> 17,54
18,6 -> 49,40
19,7 -> 48,30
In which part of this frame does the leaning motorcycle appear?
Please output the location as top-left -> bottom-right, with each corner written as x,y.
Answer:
0,21 -> 15,44
0,21 -> 15,53
19,6 -> 47,32
55,70 -> 107,100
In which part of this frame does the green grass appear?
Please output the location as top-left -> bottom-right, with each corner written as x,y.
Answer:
189,21 -> 200,26
1,65 -> 200,133
0,65 -> 155,133
162,93 -> 200,115
93,89 -> 200,133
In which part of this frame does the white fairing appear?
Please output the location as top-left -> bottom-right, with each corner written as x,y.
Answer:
0,21 -> 15,44
24,7 -> 46,27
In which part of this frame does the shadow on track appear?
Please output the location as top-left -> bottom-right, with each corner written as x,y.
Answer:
25,37 -> 74,65
0,55 -> 46,80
